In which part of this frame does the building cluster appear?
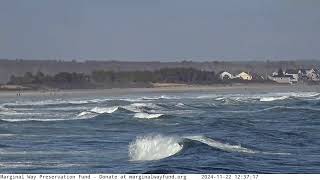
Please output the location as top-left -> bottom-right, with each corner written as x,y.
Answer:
218,68 -> 320,84
218,71 -> 256,81
268,68 -> 320,84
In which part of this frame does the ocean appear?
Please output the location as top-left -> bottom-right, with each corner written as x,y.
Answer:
0,90 -> 320,173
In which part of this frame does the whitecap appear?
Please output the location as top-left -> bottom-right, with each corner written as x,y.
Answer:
129,135 -> 183,161
76,106 -> 119,119
122,103 -> 159,113
76,111 -> 97,118
141,95 -> 180,100
176,102 -> 186,107
260,96 -> 289,102
185,135 -> 291,155
90,106 -> 119,114
186,135 -> 257,154
128,134 -> 290,161
134,112 -> 164,119
289,92 -> 320,98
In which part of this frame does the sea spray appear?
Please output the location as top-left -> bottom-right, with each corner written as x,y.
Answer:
129,135 -> 183,161
134,113 -> 164,119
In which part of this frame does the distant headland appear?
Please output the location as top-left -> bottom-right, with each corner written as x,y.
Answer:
0,59 -> 319,91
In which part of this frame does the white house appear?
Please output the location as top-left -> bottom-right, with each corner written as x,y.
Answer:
284,69 -> 299,82
236,72 -> 252,80
268,75 -> 294,84
219,71 -> 234,80
306,69 -> 320,81
272,72 -> 278,76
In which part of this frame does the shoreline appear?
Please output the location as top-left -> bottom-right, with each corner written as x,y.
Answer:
1,83 -> 320,98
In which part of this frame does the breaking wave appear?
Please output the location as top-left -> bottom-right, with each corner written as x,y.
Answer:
134,113 -> 164,119
260,96 -> 289,102
0,107 -> 18,115
129,135 -> 183,161
185,135 -> 257,154
219,105 -> 320,114
76,102 -> 162,117
195,92 -> 320,103
3,99 -> 106,108
76,106 -> 119,119
128,135 -> 289,161
142,95 -> 180,100
90,106 -> 119,114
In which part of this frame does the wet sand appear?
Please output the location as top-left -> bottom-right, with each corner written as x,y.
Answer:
1,83 -> 320,98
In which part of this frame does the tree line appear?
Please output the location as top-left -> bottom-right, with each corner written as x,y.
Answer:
91,68 -> 218,84
7,68 -> 266,89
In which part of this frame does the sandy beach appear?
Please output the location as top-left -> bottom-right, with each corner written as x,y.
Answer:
1,83 -> 320,98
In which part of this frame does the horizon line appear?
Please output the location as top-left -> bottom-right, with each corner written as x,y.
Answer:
1,58 -> 320,63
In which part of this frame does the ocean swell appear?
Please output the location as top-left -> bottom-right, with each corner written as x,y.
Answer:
129,135 -> 183,161
129,135 -> 261,161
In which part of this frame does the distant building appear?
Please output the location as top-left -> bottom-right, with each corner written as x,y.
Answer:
219,71 -> 234,80
270,68 -> 320,83
236,72 -> 252,80
272,72 -> 279,76
268,75 -> 294,84
284,69 -> 299,82
306,69 -> 320,81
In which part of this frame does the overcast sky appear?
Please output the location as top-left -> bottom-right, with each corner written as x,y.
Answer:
0,0 -> 319,61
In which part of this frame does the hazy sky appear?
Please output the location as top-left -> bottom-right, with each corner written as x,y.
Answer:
0,0 -> 319,61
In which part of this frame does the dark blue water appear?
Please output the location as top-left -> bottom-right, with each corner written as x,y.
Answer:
0,91 -> 320,173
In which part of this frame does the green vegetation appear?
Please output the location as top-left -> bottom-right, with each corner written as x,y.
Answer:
7,68 -> 268,89
8,72 -> 91,89
91,68 -> 218,84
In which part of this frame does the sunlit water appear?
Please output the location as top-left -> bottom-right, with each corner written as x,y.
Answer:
1,90 -> 320,173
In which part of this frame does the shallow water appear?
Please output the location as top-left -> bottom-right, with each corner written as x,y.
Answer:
0,91 -> 320,173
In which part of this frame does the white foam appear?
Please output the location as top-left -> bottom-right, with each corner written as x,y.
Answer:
141,97 -> 161,100
131,103 -> 159,109
142,95 -> 180,100
289,92 -> 320,98
186,135 -> 257,154
129,135 -> 183,161
176,102 -> 186,107
196,95 -> 219,99
2,98 -> 112,108
118,98 -> 143,102
215,97 -> 225,101
0,109 -> 18,115
121,106 -> 141,113
77,111 -> 95,117
90,106 -> 119,114
77,106 -> 119,118
122,103 -> 159,113
134,113 -> 164,119
260,96 -> 289,102
128,134 -> 290,161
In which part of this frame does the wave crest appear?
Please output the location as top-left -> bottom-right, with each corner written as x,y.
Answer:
90,106 -> 119,114
259,96 -> 289,102
186,135 -> 257,154
128,134 -> 290,161
134,113 -> 164,119
129,135 -> 183,161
